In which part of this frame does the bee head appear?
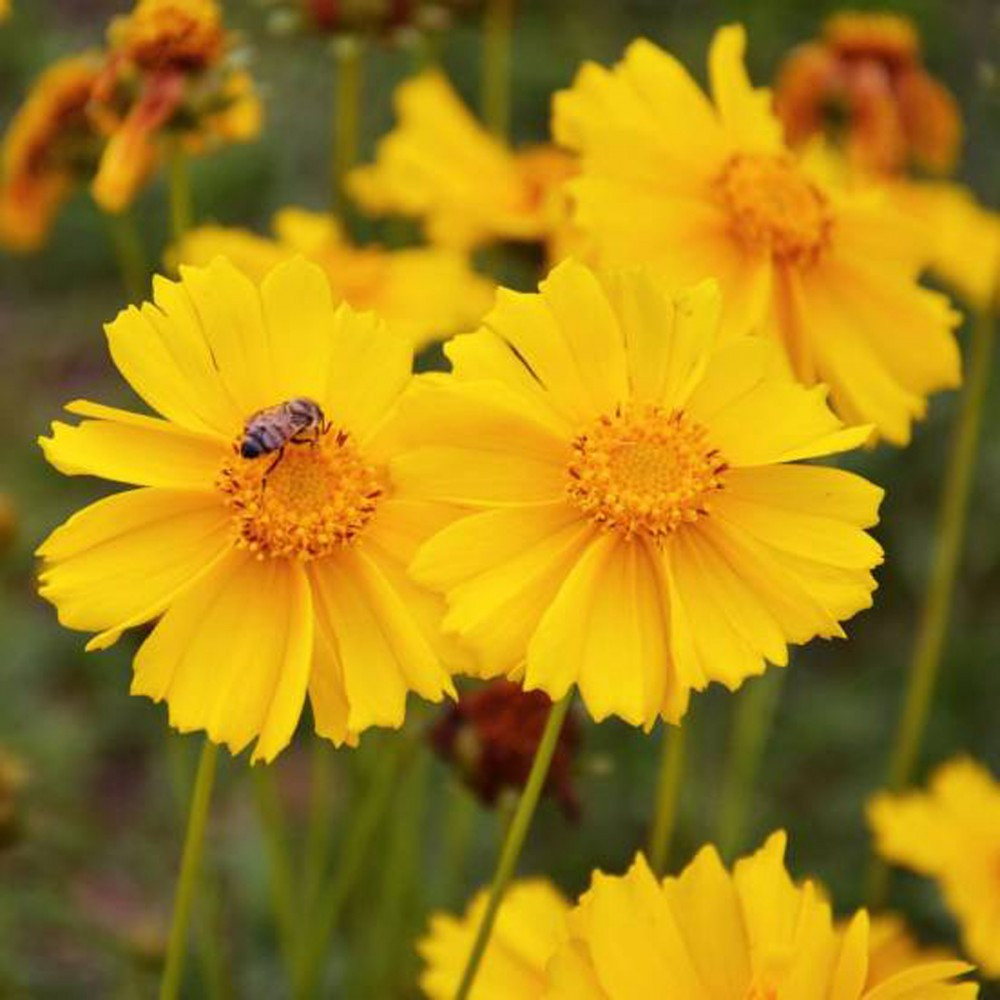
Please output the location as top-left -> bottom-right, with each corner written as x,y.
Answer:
240,439 -> 265,459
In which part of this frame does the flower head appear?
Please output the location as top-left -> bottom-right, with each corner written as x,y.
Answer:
90,0 -> 261,214
775,11 -> 962,177
419,879 -> 570,1000
395,259 -> 883,728
37,257 -> 460,761
429,680 -> 581,818
554,25 -> 961,445
349,70 -> 579,259
0,53 -> 105,251
542,833 -> 976,998
864,914 -> 963,987
868,757 -> 1000,977
171,208 -> 493,348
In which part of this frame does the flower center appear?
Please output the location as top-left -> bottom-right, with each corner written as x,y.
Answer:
567,405 -> 727,542
715,153 -> 833,266
217,425 -> 381,560
120,0 -> 225,72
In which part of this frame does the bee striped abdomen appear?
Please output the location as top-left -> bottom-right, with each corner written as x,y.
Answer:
238,397 -> 326,459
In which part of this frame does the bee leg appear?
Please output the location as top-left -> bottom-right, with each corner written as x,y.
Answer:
260,447 -> 285,491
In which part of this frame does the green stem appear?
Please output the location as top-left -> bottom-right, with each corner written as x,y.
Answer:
452,693 -> 572,1000
160,740 -> 218,1000
868,297 -> 995,906
301,740 -> 335,918
716,669 -> 785,861
167,144 -> 194,242
293,739 -> 405,999
440,781 -> 478,906
481,0 -> 514,138
251,767 -> 299,984
331,35 -> 363,217
648,724 -> 685,876
105,208 -> 147,302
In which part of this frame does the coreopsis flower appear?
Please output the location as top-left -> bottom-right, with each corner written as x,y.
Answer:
37,257 -> 459,762
349,70 -> 579,260
775,11 -> 961,177
172,208 -> 493,348
90,0 -> 262,214
553,25 -> 961,445
0,53 -> 105,251
419,879 -> 570,1000
429,680 -> 580,818
395,259 -> 883,727
542,833 -> 976,998
868,757 -> 1000,976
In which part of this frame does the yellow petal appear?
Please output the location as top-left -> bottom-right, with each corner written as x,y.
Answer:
308,612 -> 356,748
131,552 -> 313,762
37,488 -> 231,648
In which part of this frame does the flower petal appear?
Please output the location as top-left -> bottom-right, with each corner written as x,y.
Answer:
131,551 -> 313,762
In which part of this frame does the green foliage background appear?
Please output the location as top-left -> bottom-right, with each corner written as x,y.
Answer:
0,0 -> 998,996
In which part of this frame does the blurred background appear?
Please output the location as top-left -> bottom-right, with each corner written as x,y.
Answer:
1,1 -> 999,996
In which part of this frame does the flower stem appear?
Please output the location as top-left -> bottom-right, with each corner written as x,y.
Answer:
251,766 -> 298,984
167,144 -> 194,242
331,35 -> 363,217
648,724 -> 685,876
104,208 -> 147,302
481,0 -> 514,138
293,738 -> 405,999
868,296 -> 995,906
716,669 -> 785,861
160,740 -> 218,1000
452,692 -> 573,1000
301,739 -> 335,917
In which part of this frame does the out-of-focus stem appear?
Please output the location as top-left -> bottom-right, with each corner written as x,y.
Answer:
481,0 -> 514,138
331,35 -> 363,216
105,208 -> 147,301
167,145 -> 193,241
648,724 -> 685,876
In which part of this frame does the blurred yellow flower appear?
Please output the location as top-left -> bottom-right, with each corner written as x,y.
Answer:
543,833 -> 976,998
395,259 -> 883,727
554,25 -> 961,445
349,70 -> 579,259
90,0 -> 262,214
37,257 -> 459,762
775,11 -> 962,177
172,208 -> 494,348
0,0 -> 9,22
0,53 -> 104,252
865,914 -> 963,987
419,880 -> 569,999
869,757 -> 1000,977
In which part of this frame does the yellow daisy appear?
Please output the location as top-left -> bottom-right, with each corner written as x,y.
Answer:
395,258 -> 883,727
865,914 -> 963,987
543,833 -> 976,998
868,757 -> 1000,977
349,70 -> 579,259
0,53 -> 104,252
37,257 -> 458,762
90,0 -> 262,214
553,24 -> 961,445
171,208 -> 494,348
419,880 -> 570,999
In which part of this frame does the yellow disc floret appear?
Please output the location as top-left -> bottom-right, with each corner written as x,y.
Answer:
716,153 -> 834,266
218,425 -> 381,560
567,404 -> 727,542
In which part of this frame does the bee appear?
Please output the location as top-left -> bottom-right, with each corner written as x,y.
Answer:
239,397 -> 329,473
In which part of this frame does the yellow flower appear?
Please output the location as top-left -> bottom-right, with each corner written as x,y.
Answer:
395,258 -> 883,727
868,757 -> 1000,977
349,70 -> 579,258
172,208 -> 493,348
37,257 -> 459,762
543,833 -> 976,998
0,0 -> 10,22
553,25 -> 961,445
419,880 -> 570,999
91,0 -> 262,214
0,53 -> 104,252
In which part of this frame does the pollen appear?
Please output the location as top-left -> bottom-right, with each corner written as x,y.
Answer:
217,426 -> 382,561
567,404 -> 727,543
716,153 -> 833,266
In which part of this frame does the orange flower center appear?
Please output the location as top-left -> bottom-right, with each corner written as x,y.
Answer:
567,404 -> 727,542
716,153 -> 833,266
119,0 -> 225,72
217,425 -> 381,560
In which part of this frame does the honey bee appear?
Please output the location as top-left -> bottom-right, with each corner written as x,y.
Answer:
239,397 -> 329,471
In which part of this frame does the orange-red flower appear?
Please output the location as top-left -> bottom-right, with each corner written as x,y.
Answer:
775,11 -> 961,176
